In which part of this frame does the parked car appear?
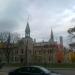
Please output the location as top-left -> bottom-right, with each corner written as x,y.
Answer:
8,66 -> 62,75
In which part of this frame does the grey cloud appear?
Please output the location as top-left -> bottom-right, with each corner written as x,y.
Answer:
71,18 -> 75,23
0,0 -> 75,45
0,19 -> 18,32
0,0 -> 29,32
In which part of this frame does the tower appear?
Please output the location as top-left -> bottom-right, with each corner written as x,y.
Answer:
25,21 -> 30,38
24,20 -> 33,65
60,36 -> 63,48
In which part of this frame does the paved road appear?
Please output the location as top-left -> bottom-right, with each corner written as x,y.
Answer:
0,67 -> 75,75
0,67 -> 18,75
49,68 -> 75,75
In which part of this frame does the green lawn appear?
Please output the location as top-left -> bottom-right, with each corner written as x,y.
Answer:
5,63 -> 75,68
40,63 -> 75,68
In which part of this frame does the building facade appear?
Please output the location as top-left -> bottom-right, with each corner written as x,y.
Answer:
0,21 -> 64,65
15,21 -> 64,65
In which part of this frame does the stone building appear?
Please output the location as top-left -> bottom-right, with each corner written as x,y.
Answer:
0,21 -> 64,65
14,21 -> 64,65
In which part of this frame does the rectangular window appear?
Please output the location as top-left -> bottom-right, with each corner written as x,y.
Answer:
21,49 -> 23,54
15,50 -> 18,54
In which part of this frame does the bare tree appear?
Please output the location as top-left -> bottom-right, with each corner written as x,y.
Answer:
5,33 -> 11,63
0,32 -> 20,43
68,27 -> 75,38
0,32 -> 20,64
68,27 -> 75,49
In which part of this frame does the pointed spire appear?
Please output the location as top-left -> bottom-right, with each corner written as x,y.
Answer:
25,22 -> 30,34
25,16 -> 30,38
49,28 -> 54,44
51,28 -> 54,41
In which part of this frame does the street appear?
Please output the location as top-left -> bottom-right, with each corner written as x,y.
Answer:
51,69 -> 75,75
0,67 -> 75,75
0,66 -> 17,75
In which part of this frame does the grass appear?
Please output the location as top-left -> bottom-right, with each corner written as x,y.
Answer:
5,63 -> 23,67
40,63 -> 75,68
4,63 -> 75,68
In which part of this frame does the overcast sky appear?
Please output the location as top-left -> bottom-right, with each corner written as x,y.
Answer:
0,0 -> 75,45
